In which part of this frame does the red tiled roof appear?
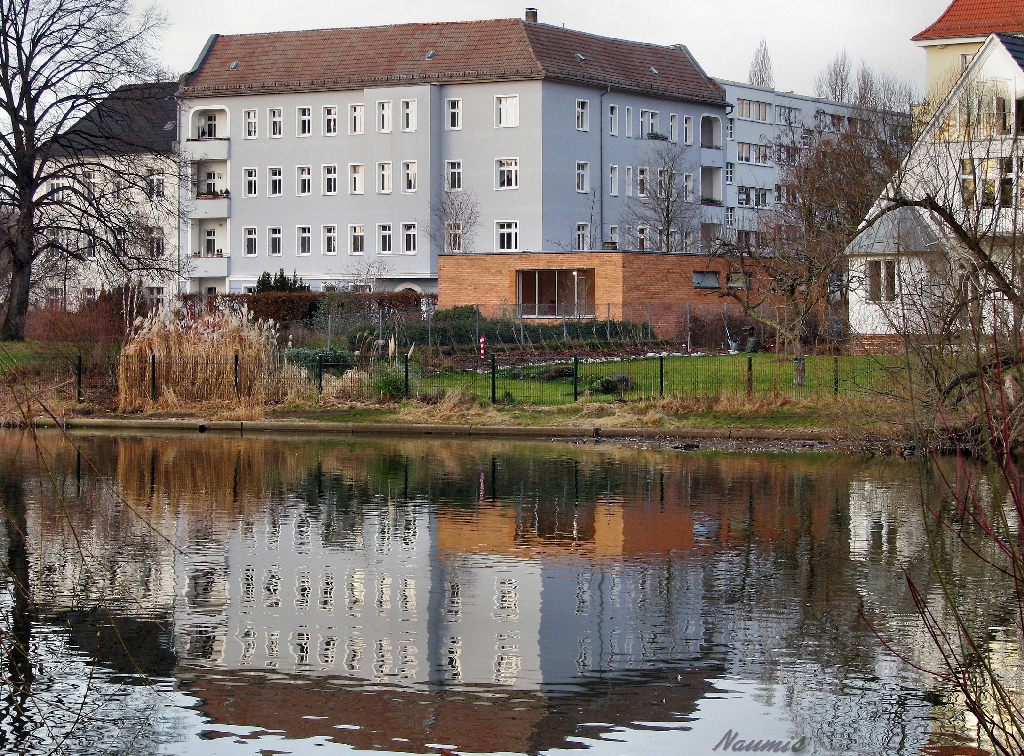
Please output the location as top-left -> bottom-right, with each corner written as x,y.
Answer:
179,19 -> 725,105
913,0 -> 1024,41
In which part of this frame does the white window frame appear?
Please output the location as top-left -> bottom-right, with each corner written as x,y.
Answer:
576,161 -> 589,193
725,162 -> 734,184
495,220 -> 519,252
268,226 -> 282,256
495,95 -> 519,128
350,164 -> 365,195
609,104 -> 619,136
637,166 -> 648,197
378,223 -> 393,254
402,161 -> 417,193
626,166 -> 633,196
446,160 -> 462,191
401,99 -> 417,132
323,225 -> 338,255
297,165 -> 312,196
244,168 -> 258,197
324,106 -> 338,136
348,224 -> 364,255
244,110 -> 257,139
269,108 -> 283,138
496,158 -> 519,190
609,225 -> 619,244
297,107 -> 312,137
323,165 -> 338,195
737,143 -> 752,164
402,222 -> 418,254
609,164 -> 619,196
268,167 -> 283,197
244,227 -> 257,256
683,172 -> 694,203
297,225 -> 312,256
576,100 -> 590,131
683,115 -> 693,145
350,103 -> 365,135
446,221 -> 464,253
575,222 -> 590,250
446,99 -> 462,130
377,101 -> 392,133
625,106 -> 633,138
727,118 -> 734,139
725,207 -> 735,228
669,113 -> 678,143
378,162 -> 392,194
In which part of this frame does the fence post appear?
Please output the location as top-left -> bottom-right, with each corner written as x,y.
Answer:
686,303 -> 691,353
378,309 -> 384,356
833,355 -> 840,397
327,314 -> 333,350
659,355 -> 664,398
491,354 -> 497,404
573,355 -> 579,402
427,309 -> 433,349
234,353 -> 240,399
747,354 -> 753,397
150,354 -> 156,402
76,354 -> 82,403
317,354 -> 323,394
404,353 -> 410,398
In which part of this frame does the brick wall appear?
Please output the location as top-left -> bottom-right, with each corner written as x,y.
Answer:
437,251 -> 738,338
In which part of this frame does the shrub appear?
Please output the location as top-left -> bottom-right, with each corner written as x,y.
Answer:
591,373 -> 634,394
372,364 -> 406,400
286,348 -> 353,378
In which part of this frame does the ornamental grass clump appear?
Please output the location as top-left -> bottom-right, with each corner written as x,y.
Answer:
117,304 -> 278,412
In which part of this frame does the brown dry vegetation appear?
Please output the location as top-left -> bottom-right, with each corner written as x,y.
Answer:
117,304 -> 278,412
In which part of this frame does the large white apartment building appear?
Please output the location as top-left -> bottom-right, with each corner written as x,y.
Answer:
175,12 -> 728,295
716,80 -> 861,242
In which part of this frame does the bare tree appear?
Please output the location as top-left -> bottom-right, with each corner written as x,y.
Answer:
709,74 -> 913,357
430,182 -> 481,253
0,0 -> 169,340
814,49 -> 853,103
748,39 -> 774,90
620,140 -> 702,252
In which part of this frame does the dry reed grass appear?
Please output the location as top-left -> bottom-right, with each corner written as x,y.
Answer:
118,304 -> 278,412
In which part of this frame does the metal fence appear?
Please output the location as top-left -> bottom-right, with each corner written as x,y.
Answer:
278,300 -> 847,355
7,350 -> 902,410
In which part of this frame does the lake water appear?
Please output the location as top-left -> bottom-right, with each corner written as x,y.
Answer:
0,430 -> 1011,755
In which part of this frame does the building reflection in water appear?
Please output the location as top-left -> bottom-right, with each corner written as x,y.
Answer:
0,430 -> 1016,754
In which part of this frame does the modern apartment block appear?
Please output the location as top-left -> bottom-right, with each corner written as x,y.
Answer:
716,81 -> 861,243
176,11 -> 728,298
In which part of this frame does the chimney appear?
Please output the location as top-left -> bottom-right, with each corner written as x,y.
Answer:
525,7 -> 538,22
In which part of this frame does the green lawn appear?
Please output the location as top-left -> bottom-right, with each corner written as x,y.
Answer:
410,354 -> 902,405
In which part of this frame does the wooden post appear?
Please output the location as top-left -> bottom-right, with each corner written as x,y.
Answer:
317,354 -> 323,394
76,354 -> 82,403
573,355 -> 579,402
404,353 -> 410,398
150,354 -> 156,402
234,353 -> 240,399
659,355 -> 665,398
747,354 -> 753,397
491,354 -> 497,403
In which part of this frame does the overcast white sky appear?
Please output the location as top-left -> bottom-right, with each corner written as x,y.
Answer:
152,0 -> 948,96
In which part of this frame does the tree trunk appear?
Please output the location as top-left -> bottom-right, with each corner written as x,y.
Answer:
1,219 -> 34,341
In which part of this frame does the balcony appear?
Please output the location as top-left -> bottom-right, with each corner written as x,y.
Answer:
188,196 -> 230,219
185,137 -> 229,161
188,253 -> 229,278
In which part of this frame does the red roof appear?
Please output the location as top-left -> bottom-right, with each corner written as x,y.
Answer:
179,19 -> 725,105
913,0 -> 1024,41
